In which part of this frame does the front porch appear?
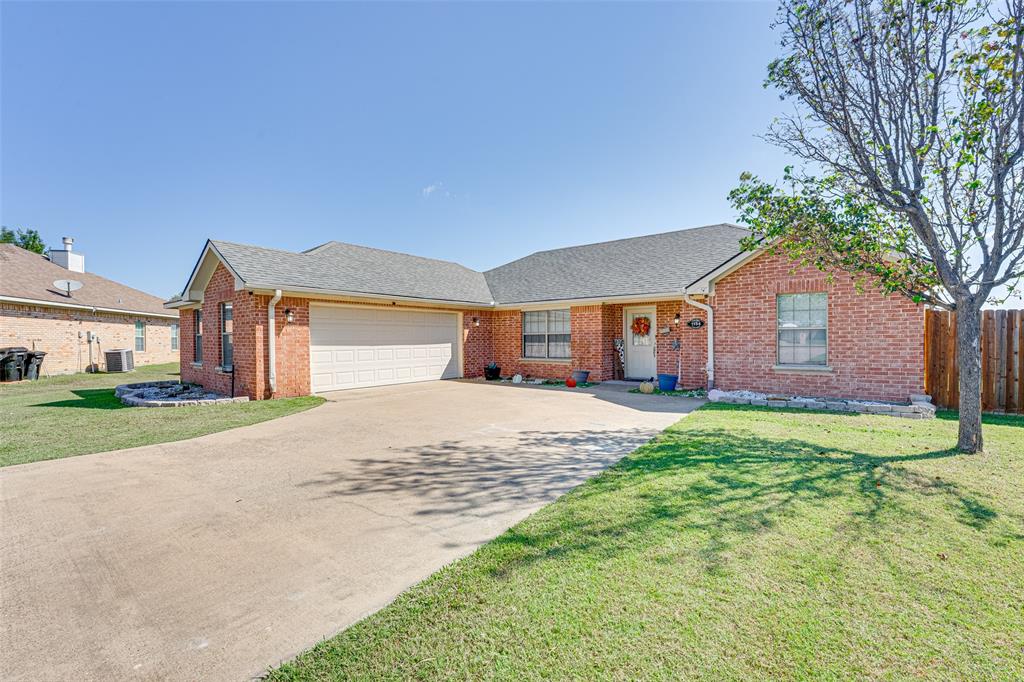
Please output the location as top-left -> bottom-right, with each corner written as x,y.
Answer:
463,300 -> 709,387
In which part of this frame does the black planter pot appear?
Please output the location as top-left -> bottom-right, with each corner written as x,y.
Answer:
571,370 -> 591,384
484,365 -> 501,381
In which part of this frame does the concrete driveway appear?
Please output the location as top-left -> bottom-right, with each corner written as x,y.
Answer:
0,380 -> 699,681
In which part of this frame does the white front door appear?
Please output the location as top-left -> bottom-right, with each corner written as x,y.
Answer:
624,307 -> 657,380
309,305 -> 461,392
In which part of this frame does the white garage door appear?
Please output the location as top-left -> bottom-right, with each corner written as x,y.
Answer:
309,305 -> 461,392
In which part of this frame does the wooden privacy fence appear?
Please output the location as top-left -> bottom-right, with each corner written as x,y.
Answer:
925,309 -> 1024,413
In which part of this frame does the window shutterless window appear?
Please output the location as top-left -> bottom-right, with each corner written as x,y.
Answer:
220,302 -> 233,369
134,321 -> 146,352
170,323 -> 179,351
777,293 -> 827,366
194,309 -> 203,363
522,309 -> 570,359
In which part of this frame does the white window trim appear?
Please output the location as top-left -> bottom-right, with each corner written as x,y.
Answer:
220,302 -> 233,371
194,309 -> 203,364
776,293 -> 828,367
134,321 -> 146,353
522,309 -> 571,360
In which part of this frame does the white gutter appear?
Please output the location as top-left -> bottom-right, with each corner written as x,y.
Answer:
268,289 -> 283,395
682,293 -> 714,389
1,295 -> 179,319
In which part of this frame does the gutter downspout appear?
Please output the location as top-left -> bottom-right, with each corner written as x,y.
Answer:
682,293 -> 714,389
268,289 -> 283,395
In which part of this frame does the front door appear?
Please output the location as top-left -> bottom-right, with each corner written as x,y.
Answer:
624,307 -> 657,380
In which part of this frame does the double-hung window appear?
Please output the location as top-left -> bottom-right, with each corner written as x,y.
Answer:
220,302 -> 233,369
134,321 -> 146,352
777,293 -> 827,366
194,309 -> 203,363
170,323 -> 179,351
522,309 -> 570,359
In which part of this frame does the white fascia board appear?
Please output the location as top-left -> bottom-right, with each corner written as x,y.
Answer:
684,247 -> 765,296
494,292 -> 686,310
244,284 -> 494,310
1,295 -> 179,319
179,241 -> 245,303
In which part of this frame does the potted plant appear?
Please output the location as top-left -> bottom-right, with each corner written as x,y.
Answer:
484,362 -> 501,381
571,369 -> 590,384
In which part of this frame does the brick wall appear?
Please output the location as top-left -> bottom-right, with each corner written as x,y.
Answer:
710,250 -> 925,402
180,264 -> 237,395
180,252 -> 923,402
183,263 -> 496,398
1,301 -> 178,375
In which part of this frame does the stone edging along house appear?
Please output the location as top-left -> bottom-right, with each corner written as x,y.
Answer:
1,239 -> 179,374
166,223 -> 924,402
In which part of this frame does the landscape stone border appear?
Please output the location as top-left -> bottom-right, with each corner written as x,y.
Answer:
708,389 -> 936,419
115,381 -> 249,407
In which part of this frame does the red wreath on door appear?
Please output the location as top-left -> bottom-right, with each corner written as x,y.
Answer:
630,316 -> 651,337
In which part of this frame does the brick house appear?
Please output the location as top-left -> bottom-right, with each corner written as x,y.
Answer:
166,224 -> 924,402
1,239 -> 179,374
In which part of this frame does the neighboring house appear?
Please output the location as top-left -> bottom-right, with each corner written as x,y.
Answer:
1,238 -> 179,374
166,224 -> 924,402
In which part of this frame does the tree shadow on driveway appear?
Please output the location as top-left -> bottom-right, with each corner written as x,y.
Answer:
296,427 -> 663,518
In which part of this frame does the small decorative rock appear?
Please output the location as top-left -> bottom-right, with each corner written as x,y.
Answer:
116,381 -> 248,407
707,388 -> 935,419
639,381 -> 655,394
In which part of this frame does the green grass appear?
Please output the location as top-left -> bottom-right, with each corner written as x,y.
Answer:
271,404 -> 1024,681
543,379 -> 599,388
629,386 -> 707,397
0,363 -> 323,467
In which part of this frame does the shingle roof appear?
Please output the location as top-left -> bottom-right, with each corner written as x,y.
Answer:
200,223 -> 750,306
0,243 -> 174,316
483,224 -> 751,303
211,240 -> 495,304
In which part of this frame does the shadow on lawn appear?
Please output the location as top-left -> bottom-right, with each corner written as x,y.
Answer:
935,410 -> 1024,427
33,388 -> 127,410
480,431 -> 994,577
296,402 -> 1020,575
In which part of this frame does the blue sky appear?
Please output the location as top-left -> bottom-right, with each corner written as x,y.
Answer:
2,1 -> 791,298
8,1 -> 1014,307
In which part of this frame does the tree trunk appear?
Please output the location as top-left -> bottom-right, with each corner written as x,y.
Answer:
956,300 -> 984,453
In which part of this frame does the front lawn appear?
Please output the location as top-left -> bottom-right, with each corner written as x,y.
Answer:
271,404 -> 1024,680
0,363 -> 323,467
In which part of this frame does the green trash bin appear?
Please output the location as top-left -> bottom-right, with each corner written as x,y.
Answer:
0,347 -> 28,382
25,351 -> 47,380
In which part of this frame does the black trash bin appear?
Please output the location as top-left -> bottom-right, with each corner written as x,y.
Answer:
0,347 -> 29,382
24,351 -> 47,381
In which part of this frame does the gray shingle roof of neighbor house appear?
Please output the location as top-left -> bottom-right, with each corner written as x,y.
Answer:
195,223 -> 751,306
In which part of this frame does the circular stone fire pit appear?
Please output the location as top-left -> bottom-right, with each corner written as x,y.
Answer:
115,381 -> 249,407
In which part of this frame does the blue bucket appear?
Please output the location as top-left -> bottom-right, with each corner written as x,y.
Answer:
657,374 -> 678,392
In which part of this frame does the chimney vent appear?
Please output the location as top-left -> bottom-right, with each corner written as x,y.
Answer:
49,236 -> 85,273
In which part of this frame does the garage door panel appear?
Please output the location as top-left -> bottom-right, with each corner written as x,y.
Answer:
310,306 -> 460,393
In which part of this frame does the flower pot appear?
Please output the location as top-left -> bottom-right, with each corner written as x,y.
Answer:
571,370 -> 590,384
657,373 -> 678,392
484,365 -> 501,381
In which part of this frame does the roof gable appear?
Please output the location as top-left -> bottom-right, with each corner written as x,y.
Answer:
170,223 -> 751,307
483,224 -> 751,303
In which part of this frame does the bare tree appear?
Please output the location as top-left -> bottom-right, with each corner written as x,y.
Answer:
732,0 -> 1024,452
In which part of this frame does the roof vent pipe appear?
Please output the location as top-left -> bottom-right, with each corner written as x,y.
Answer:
268,289 -> 283,395
49,236 -> 85,273
682,293 -> 714,389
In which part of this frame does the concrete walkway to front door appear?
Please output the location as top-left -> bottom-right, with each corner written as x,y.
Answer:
1,380 -> 701,681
